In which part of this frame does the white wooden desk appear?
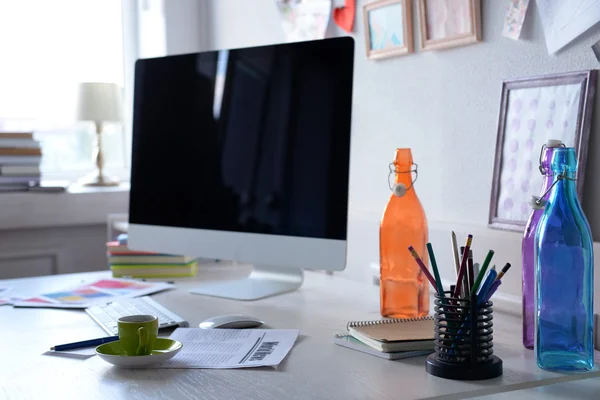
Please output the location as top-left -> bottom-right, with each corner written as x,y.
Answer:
1,265 -> 599,400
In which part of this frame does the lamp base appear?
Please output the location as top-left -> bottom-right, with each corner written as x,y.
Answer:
78,172 -> 120,187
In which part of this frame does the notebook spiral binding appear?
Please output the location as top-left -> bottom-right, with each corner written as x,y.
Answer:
347,316 -> 434,330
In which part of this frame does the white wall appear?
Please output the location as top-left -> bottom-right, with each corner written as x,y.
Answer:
205,0 -> 600,312
163,0 -> 209,55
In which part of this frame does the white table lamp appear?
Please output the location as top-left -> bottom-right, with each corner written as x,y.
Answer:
76,82 -> 123,186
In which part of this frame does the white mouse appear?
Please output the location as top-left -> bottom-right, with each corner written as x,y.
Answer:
199,315 -> 265,329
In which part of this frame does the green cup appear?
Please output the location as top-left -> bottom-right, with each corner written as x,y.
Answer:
117,315 -> 158,356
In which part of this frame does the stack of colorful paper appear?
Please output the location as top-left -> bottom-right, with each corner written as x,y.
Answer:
107,236 -> 198,278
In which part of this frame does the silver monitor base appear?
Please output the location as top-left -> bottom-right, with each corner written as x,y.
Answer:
189,265 -> 304,301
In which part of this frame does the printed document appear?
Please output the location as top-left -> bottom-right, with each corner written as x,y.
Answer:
155,328 -> 300,369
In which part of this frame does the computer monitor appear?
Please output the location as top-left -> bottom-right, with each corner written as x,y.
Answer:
128,37 -> 354,300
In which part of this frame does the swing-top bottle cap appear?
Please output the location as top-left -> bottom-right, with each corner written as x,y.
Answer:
529,195 -> 546,210
546,139 -> 563,148
393,183 -> 407,197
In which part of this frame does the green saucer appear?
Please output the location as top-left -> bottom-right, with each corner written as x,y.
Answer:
96,338 -> 183,368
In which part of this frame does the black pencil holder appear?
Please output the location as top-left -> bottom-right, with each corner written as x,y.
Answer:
426,291 -> 503,380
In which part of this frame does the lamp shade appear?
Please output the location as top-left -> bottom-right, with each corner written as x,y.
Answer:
76,82 -> 123,122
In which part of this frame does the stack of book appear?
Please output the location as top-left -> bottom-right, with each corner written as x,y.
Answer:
0,131 -> 42,192
334,316 -> 435,360
107,235 -> 198,278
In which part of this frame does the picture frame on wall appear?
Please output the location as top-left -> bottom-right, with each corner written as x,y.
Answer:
488,70 -> 597,231
418,0 -> 481,51
363,0 -> 413,60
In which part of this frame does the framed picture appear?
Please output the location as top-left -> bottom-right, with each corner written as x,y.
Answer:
363,0 -> 413,60
418,0 -> 481,51
489,70 -> 597,231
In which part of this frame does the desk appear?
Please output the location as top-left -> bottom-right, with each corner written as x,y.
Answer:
1,264 -> 599,400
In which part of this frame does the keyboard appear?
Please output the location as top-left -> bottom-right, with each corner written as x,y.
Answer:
85,296 -> 189,335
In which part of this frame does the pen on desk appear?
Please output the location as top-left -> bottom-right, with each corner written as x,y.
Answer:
50,335 -> 119,351
408,246 -> 438,293
495,263 -> 512,281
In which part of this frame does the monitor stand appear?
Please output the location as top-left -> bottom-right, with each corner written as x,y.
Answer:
189,265 -> 304,301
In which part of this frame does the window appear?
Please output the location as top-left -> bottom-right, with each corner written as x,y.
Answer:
0,0 -> 128,180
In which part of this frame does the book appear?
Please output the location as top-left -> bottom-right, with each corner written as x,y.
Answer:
333,333 -> 433,360
111,261 -> 198,278
108,255 -> 197,264
0,148 -> 42,156
0,176 -> 40,185
0,132 -> 34,139
347,316 -> 435,353
0,155 -> 41,165
0,138 -> 41,149
0,165 -> 41,176
28,181 -> 69,193
0,185 -> 29,192
106,246 -> 160,256
106,241 -> 158,253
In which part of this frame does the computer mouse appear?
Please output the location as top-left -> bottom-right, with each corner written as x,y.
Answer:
199,315 -> 265,329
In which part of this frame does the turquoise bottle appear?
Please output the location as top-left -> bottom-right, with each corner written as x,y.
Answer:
535,147 -> 594,371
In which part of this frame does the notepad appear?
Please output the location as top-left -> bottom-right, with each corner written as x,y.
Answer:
347,316 -> 434,353
334,333 -> 433,360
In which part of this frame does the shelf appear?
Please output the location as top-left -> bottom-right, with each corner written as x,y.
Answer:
0,182 -> 130,230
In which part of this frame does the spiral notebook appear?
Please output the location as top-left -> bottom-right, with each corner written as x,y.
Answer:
333,333 -> 433,360
346,316 -> 435,353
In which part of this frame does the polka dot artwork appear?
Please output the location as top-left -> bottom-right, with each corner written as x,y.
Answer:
494,83 -> 582,225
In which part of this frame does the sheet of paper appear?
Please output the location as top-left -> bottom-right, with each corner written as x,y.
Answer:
43,347 -> 97,359
536,0 -> 600,54
275,0 -> 331,42
0,287 -> 17,306
12,278 -> 173,309
154,328 -> 300,369
503,0 -> 530,40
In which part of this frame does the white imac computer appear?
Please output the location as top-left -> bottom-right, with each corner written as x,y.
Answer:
128,37 -> 354,300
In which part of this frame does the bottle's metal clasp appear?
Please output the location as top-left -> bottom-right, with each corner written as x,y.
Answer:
388,163 -> 418,197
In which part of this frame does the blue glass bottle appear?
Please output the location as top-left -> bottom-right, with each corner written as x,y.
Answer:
535,147 -> 594,371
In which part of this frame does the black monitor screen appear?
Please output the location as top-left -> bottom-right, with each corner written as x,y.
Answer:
130,37 -> 354,241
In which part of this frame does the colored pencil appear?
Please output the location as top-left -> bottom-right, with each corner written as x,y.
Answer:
467,256 -> 475,292
426,243 -> 445,297
408,246 -> 438,293
451,232 -> 460,279
470,250 -> 494,296
495,263 -> 512,281
452,234 -> 473,298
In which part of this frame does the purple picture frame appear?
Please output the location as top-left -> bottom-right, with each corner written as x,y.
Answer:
489,70 -> 597,231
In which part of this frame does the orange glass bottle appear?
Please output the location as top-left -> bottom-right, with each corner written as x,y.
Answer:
380,148 -> 429,318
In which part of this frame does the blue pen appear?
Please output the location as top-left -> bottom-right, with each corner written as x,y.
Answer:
50,335 -> 119,351
476,269 -> 498,306
484,280 -> 502,303
452,269 -> 500,346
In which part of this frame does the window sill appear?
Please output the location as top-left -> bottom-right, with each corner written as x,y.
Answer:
0,182 -> 130,230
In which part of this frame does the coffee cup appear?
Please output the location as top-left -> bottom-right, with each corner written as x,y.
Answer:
117,315 -> 158,356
